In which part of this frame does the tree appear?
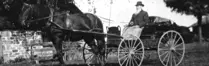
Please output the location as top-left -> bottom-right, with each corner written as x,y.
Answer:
164,0 -> 209,43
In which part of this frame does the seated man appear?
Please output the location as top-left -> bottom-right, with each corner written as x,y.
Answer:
122,1 -> 149,38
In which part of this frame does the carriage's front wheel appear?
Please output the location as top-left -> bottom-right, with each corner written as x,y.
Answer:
118,35 -> 144,66
158,30 -> 185,66
83,43 -> 106,66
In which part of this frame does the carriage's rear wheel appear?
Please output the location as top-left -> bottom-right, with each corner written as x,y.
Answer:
158,30 -> 185,66
118,35 -> 144,66
83,40 -> 106,66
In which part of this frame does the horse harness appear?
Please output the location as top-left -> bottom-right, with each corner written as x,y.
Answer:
22,4 -> 101,34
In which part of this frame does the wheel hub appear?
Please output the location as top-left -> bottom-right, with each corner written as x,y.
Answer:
129,49 -> 135,55
170,47 -> 175,51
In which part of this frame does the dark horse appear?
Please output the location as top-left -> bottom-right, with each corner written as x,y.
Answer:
19,2 -> 106,65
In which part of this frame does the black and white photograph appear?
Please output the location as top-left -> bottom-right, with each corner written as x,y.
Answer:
0,0 -> 208,66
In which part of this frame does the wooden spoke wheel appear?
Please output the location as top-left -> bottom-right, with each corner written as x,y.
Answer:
83,40 -> 106,66
118,35 -> 144,66
158,30 -> 185,66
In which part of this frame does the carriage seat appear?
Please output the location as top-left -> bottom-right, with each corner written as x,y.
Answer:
107,26 -> 121,36
106,26 -> 121,46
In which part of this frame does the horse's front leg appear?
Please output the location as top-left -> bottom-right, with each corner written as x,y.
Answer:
51,32 -> 65,64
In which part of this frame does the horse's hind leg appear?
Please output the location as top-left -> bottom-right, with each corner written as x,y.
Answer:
95,35 -> 106,66
95,36 -> 105,55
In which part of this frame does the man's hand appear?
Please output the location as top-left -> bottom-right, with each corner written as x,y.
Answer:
129,21 -> 134,25
128,21 -> 134,27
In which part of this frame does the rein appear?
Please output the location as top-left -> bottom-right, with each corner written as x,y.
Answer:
25,11 -> 70,23
24,11 -> 70,29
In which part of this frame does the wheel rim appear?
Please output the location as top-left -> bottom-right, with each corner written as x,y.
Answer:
83,40 -> 106,65
118,35 -> 144,66
158,30 -> 185,66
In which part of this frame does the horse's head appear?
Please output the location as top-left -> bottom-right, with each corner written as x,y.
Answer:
19,3 -> 33,28
19,3 -> 52,30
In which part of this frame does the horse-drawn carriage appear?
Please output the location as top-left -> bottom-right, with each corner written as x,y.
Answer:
102,16 -> 186,66
1,0 -> 186,66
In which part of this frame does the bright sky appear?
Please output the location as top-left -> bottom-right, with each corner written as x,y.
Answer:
75,0 -> 197,27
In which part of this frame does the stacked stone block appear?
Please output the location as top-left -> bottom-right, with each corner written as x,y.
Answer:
0,31 -> 54,63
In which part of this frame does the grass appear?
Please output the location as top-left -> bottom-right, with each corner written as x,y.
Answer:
180,42 -> 209,66
139,42 -> 209,66
183,51 -> 209,66
0,42 -> 209,66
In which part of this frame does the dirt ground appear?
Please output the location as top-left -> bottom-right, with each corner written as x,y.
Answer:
0,42 -> 209,66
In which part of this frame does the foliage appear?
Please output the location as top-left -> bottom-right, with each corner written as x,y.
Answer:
164,0 -> 209,43
164,0 -> 209,16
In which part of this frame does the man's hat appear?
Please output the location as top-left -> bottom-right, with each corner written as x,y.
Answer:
135,1 -> 144,6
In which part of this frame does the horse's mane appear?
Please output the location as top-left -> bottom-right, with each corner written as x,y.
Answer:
59,3 -> 83,14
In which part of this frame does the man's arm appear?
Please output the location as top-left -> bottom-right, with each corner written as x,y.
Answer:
130,14 -> 134,22
140,12 -> 149,27
143,12 -> 149,23
129,14 -> 135,25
